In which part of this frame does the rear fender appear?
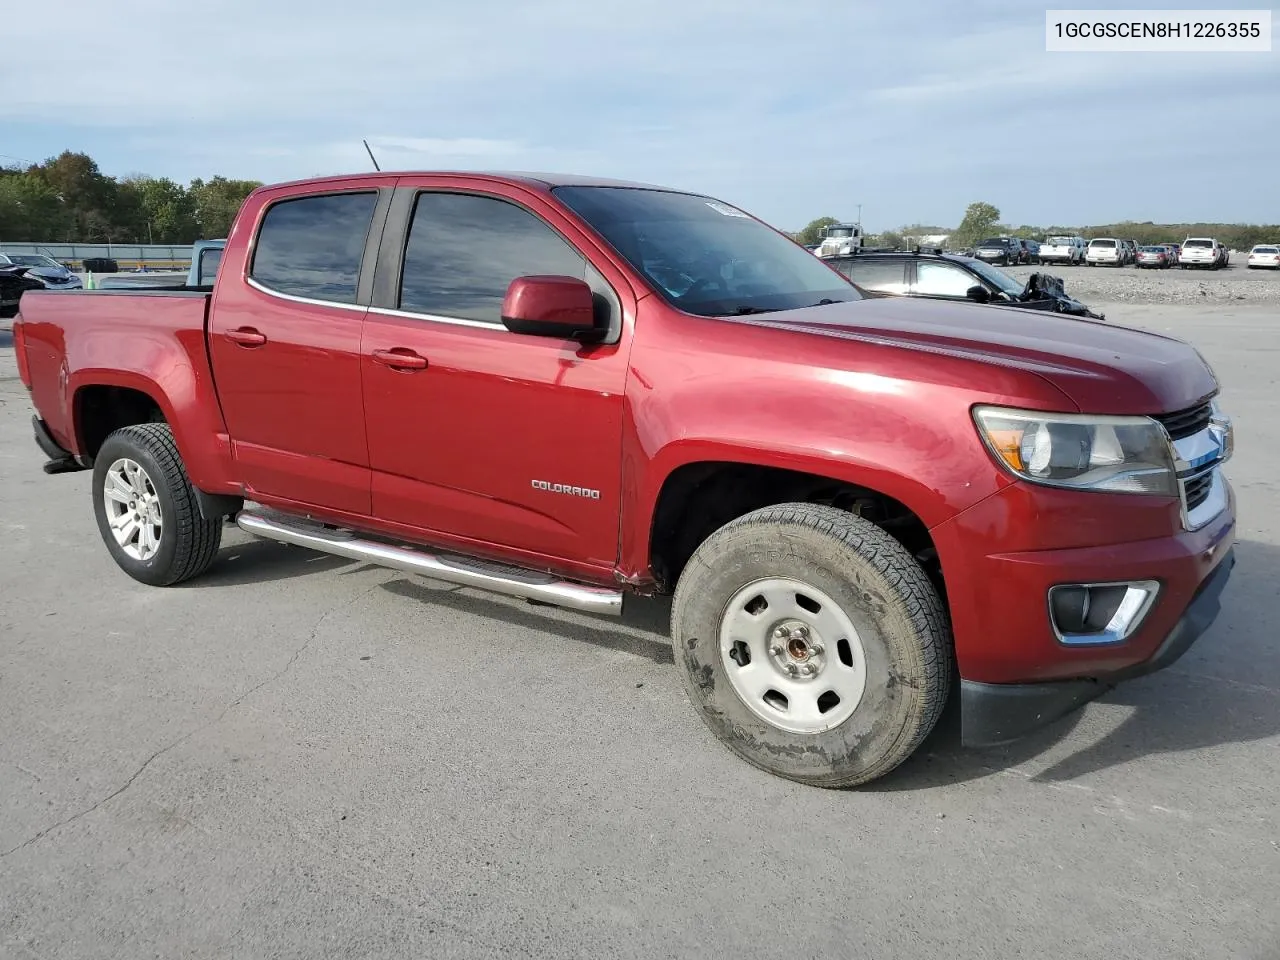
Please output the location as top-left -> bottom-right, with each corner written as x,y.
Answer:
68,368 -> 236,494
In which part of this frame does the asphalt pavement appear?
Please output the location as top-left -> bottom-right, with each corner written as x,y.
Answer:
1,304 -> 1277,960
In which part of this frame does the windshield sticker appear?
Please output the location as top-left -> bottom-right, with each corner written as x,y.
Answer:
705,201 -> 748,218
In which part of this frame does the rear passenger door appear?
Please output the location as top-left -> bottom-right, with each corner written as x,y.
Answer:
208,183 -> 393,514
359,180 -> 635,575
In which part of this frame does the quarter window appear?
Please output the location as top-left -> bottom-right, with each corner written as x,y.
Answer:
250,191 -> 378,304
915,262 -> 978,298
399,192 -> 587,324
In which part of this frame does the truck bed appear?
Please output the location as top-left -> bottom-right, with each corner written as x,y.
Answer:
17,289 -> 215,457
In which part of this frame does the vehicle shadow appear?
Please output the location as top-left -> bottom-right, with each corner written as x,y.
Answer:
190,526 -> 1276,789
878,537 -> 1279,790
378,576 -> 675,665
0,329 -> 13,349
184,537 -> 358,586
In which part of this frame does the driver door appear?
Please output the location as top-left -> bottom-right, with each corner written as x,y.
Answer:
360,181 -> 636,573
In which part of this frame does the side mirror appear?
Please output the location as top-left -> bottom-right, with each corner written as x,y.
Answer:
965,285 -> 991,304
501,275 -> 600,341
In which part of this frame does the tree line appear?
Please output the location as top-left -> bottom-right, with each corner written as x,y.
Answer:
797,203 -> 1280,252
0,150 -> 262,244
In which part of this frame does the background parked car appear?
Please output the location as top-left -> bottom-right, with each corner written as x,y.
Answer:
1160,241 -> 1182,264
1180,237 -> 1225,269
1039,235 -> 1086,265
824,250 -> 1103,318
1086,237 -> 1124,266
1022,238 -> 1041,263
1247,244 -> 1280,269
1136,245 -> 1173,269
0,265 -> 47,318
1119,239 -> 1138,264
0,253 -> 84,291
973,237 -> 1021,265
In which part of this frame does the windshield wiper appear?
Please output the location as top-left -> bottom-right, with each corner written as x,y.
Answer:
808,298 -> 846,307
732,305 -> 778,315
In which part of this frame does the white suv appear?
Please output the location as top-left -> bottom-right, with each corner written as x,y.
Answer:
1085,238 -> 1123,266
1039,236 -> 1086,265
1180,237 -> 1225,269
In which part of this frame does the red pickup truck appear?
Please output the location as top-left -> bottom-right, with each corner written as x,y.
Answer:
13,172 -> 1237,787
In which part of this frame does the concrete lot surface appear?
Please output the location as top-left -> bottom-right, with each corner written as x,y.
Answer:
1,303 -> 1278,959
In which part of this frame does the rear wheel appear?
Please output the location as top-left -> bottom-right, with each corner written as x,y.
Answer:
92,423 -> 222,586
670,504 -> 951,788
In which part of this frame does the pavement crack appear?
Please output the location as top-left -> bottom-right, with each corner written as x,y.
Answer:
0,581 -> 383,860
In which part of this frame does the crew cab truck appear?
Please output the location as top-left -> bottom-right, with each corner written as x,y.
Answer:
13,172 -> 1238,788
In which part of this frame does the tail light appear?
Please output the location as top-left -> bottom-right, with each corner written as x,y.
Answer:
13,318 -> 31,389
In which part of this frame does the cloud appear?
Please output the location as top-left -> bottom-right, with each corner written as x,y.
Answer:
2,0 -> 1276,228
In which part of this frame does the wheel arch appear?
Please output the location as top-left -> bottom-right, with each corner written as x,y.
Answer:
636,446 -> 953,602
69,369 -> 236,494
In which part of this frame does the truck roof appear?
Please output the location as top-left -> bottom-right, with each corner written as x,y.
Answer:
259,170 -> 681,194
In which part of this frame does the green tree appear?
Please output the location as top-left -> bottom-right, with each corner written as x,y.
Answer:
118,176 -> 198,243
190,176 -> 262,238
796,216 -> 841,246
0,173 -> 71,241
950,201 -> 1002,249
28,150 -> 119,240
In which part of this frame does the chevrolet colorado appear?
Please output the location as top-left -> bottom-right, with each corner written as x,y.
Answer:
13,172 -> 1237,787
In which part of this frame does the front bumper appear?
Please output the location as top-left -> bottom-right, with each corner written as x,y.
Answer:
960,547 -> 1235,746
929,475 -> 1237,745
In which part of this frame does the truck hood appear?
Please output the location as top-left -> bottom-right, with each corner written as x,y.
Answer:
755,296 -> 1217,414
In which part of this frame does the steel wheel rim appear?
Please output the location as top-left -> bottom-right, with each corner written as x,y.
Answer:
718,577 -> 868,735
102,458 -> 163,561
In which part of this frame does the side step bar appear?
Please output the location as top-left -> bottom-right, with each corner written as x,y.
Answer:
234,509 -> 624,616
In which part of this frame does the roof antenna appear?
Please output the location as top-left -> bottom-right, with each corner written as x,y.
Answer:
362,139 -> 381,172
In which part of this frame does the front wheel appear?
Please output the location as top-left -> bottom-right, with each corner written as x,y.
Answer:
670,503 -> 951,788
92,422 -> 222,586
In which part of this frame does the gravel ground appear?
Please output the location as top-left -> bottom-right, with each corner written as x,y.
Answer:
1,301 -> 1278,959
1004,260 -> 1280,306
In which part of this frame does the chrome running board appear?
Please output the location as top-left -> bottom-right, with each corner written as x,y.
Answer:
235,509 -> 624,616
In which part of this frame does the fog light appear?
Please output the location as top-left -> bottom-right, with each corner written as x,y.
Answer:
1047,580 -> 1160,645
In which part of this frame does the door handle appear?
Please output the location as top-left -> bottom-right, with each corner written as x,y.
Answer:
371,348 -> 428,371
225,327 -> 267,347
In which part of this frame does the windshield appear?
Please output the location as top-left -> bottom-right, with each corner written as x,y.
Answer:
1183,239 -> 1212,247
7,254 -> 61,268
1046,237 -> 1073,245
1140,246 -> 1164,252
963,258 -> 1024,296
1090,239 -> 1116,247
825,227 -> 854,238
552,186 -> 858,316
1255,246 -> 1279,254
977,238 -> 1007,247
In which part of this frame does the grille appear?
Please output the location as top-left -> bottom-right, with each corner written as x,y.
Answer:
1183,471 -> 1214,511
1156,401 -> 1213,441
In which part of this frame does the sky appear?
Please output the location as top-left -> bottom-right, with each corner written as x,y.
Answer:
1,0 -> 1277,231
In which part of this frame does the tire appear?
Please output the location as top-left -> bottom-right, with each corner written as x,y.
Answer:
670,503 -> 951,788
92,422 -> 222,586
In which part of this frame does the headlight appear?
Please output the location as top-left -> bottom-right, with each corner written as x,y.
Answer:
973,406 -> 1177,496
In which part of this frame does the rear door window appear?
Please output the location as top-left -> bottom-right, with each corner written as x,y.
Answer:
837,259 -> 908,294
249,191 -> 378,303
